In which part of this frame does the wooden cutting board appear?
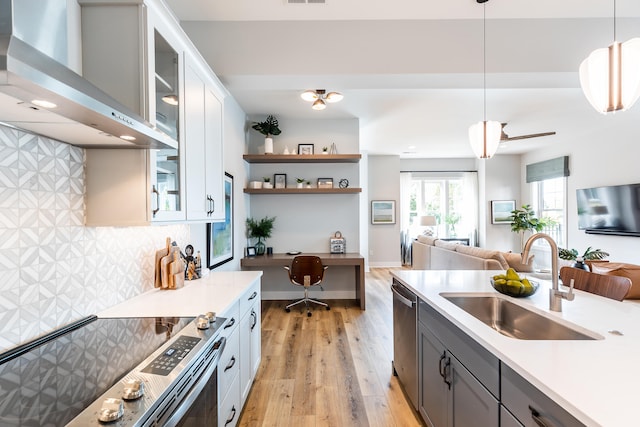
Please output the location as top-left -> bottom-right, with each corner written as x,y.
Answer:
168,250 -> 185,289
154,237 -> 171,288
160,246 -> 178,289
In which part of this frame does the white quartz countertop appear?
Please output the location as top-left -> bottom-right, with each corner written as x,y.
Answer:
98,271 -> 262,318
391,269 -> 640,427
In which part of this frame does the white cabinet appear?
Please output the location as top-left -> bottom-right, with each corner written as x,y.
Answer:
217,280 -> 261,427
184,57 -> 225,222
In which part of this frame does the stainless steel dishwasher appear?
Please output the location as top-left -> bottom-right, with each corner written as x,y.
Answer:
391,278 -> 418,410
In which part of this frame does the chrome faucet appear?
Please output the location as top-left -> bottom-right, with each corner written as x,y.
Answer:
521,233 -> 574,312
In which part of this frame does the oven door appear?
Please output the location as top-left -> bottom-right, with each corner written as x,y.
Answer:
165,338 -> 225,427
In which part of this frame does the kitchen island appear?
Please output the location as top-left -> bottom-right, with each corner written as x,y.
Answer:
392,269 -> 640,427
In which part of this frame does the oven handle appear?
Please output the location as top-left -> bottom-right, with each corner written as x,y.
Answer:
164,336 -> 226,427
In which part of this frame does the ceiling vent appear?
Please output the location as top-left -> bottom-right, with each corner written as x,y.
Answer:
287,0 -> 326,4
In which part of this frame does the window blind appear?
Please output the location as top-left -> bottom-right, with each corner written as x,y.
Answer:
526,156 -> 569,183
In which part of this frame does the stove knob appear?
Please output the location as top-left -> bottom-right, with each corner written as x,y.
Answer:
196,315 -> 210,329
205,311 -> 216,323
122,379 -> 145,400
98,398 -> 124,423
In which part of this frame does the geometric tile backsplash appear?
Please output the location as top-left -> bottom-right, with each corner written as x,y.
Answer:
0,125 -> 190,353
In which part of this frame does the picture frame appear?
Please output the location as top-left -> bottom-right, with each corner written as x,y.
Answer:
371,200 -> 396,224
246,247 -> 257,257
298,144 -> 314,155
207,172 -> 234,269
274,173 -> 287,189
317,178 -> 333,189
491,200 -> 516,224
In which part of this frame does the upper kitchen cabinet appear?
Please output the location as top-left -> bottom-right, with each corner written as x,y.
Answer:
184,58 -> 225,222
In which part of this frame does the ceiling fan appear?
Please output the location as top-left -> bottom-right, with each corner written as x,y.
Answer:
500,123 -> 556,142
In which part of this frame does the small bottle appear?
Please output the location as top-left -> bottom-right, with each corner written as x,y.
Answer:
195,251 -> 202,274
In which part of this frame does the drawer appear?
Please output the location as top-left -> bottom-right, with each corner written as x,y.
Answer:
419,299 -> 500,398
219,372 -> 240,427
218,326 -> 240,400
501,363 -> 585,427
219,301 -> 240,339
239,280 -> 260,317
500,404 -> 523,427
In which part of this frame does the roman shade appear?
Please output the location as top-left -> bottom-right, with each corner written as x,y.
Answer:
526,156 -> 570,183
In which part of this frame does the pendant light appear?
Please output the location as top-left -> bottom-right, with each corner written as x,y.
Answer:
468,0 -> 501,159
579,0 -> 640,113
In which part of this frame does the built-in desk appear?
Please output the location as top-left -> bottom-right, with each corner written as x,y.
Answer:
240,253 -> 366,310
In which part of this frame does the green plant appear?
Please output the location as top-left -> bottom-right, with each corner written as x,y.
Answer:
559,247 -> 609,262
263,177 -> 271,182
251,115 -> 281,137
322,146 -> 328,152
445,213 -> 461,237
296,178 -> 305,183
509,205 -> 555,250
246,216 -> 276,240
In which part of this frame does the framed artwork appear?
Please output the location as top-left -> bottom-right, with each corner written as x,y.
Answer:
298,144 -> 314,155
207,172 -> 234,269
274,173 -> 287,189
317,178 -> 333,189
246,247 -> 257,257
491,200 -> 516,224
371,200 -> 396,224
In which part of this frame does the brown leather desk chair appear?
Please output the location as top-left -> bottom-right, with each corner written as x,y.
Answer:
559,266 -> 632,301
284,256 -> 330,317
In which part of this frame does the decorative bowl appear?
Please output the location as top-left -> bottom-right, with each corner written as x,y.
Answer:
491,278 -> 539,298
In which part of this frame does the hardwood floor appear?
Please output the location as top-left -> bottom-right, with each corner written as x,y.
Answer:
238,267 -> 424,427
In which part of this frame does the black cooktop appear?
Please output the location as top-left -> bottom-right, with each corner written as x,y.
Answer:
0,316 -> 194,427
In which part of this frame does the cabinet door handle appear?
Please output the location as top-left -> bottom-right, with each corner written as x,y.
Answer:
248,291 -> 258,301
224,317 -> 236,329
152,185 -> 160,217
529,406 -> 552,427
224,405 -> 236,426
250,309 -> 257,331
206,195 -> 213,216
224,355 -> 236,372
443,357 -> 452,390
438,352 -> 446,378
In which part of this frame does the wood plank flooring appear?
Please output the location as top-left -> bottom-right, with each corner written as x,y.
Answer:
238,267 -> 424,427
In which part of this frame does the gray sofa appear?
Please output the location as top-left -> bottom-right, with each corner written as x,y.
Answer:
411,235 -> 535,272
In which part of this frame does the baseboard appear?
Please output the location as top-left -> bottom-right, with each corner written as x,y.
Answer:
261,290 -> 356,300
368,261 -> 403,268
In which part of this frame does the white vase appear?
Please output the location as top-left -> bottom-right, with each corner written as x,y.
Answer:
297,183 -> 303,188
264,137 -> 273,154
263,182 -> 273,189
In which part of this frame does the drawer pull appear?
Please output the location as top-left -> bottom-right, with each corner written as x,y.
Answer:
225,405 -> 236,426
224,318 -> 236,329
224,356 -> 236,372
250,310 -> 257,331
529,406 -> 552,427
248,291 -> 258,301
438,352 -> 446,379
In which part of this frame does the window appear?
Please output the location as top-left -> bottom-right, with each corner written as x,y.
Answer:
402,172 -> 478,243
532,176 -> 566,248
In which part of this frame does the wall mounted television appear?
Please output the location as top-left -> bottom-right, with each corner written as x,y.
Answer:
576,183 -> 640,237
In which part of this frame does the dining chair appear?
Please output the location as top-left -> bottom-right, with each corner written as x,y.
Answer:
559,266 -> 632,301
284,256 -> 330,317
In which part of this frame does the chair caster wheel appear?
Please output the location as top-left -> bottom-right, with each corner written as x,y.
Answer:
307,312 -> 312,317
326,306 -> 330,311
285,308 -> 291,313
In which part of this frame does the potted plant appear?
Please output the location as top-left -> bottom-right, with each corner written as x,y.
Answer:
305,180 -> 311,188
559,246 -> 609,271
509,204 -> 555,250
251,115 -> 281,154
322,146 -> 329,155
262,177 -> 273,189
246,216 -> 276,255
296,178 -> 305,188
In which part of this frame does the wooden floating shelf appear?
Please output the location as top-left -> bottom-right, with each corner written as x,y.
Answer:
243,187 -> 362,194
243,154 -> 361,164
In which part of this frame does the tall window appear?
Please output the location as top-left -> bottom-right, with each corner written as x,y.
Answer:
402,172 -> 478,243
531,176 -> 566,248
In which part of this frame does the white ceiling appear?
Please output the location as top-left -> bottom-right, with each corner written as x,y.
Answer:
165,0 -> 640,158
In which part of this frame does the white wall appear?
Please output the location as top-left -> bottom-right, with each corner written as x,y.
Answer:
483,155 -> 521,252
368,155 -> 401,267
521,111 -> 640,264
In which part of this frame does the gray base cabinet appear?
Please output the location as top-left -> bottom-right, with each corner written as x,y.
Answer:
418,300 -> 499,427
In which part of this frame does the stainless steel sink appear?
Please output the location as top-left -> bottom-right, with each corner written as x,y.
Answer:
441,295 -> 601,340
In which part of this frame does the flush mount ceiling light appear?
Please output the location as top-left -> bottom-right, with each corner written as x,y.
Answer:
300,89 -> 343,110
468,0 -> 501,159
579,0 -> 640,113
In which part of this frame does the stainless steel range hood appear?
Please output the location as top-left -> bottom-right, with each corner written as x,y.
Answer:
0,0 -> 177,149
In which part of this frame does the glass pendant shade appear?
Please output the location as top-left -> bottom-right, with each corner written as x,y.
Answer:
300,90 -> 318,102
468,120 -> 502,159
312,98 -> 326,110
325,92 -> 344,103
579,37 -> 640,113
